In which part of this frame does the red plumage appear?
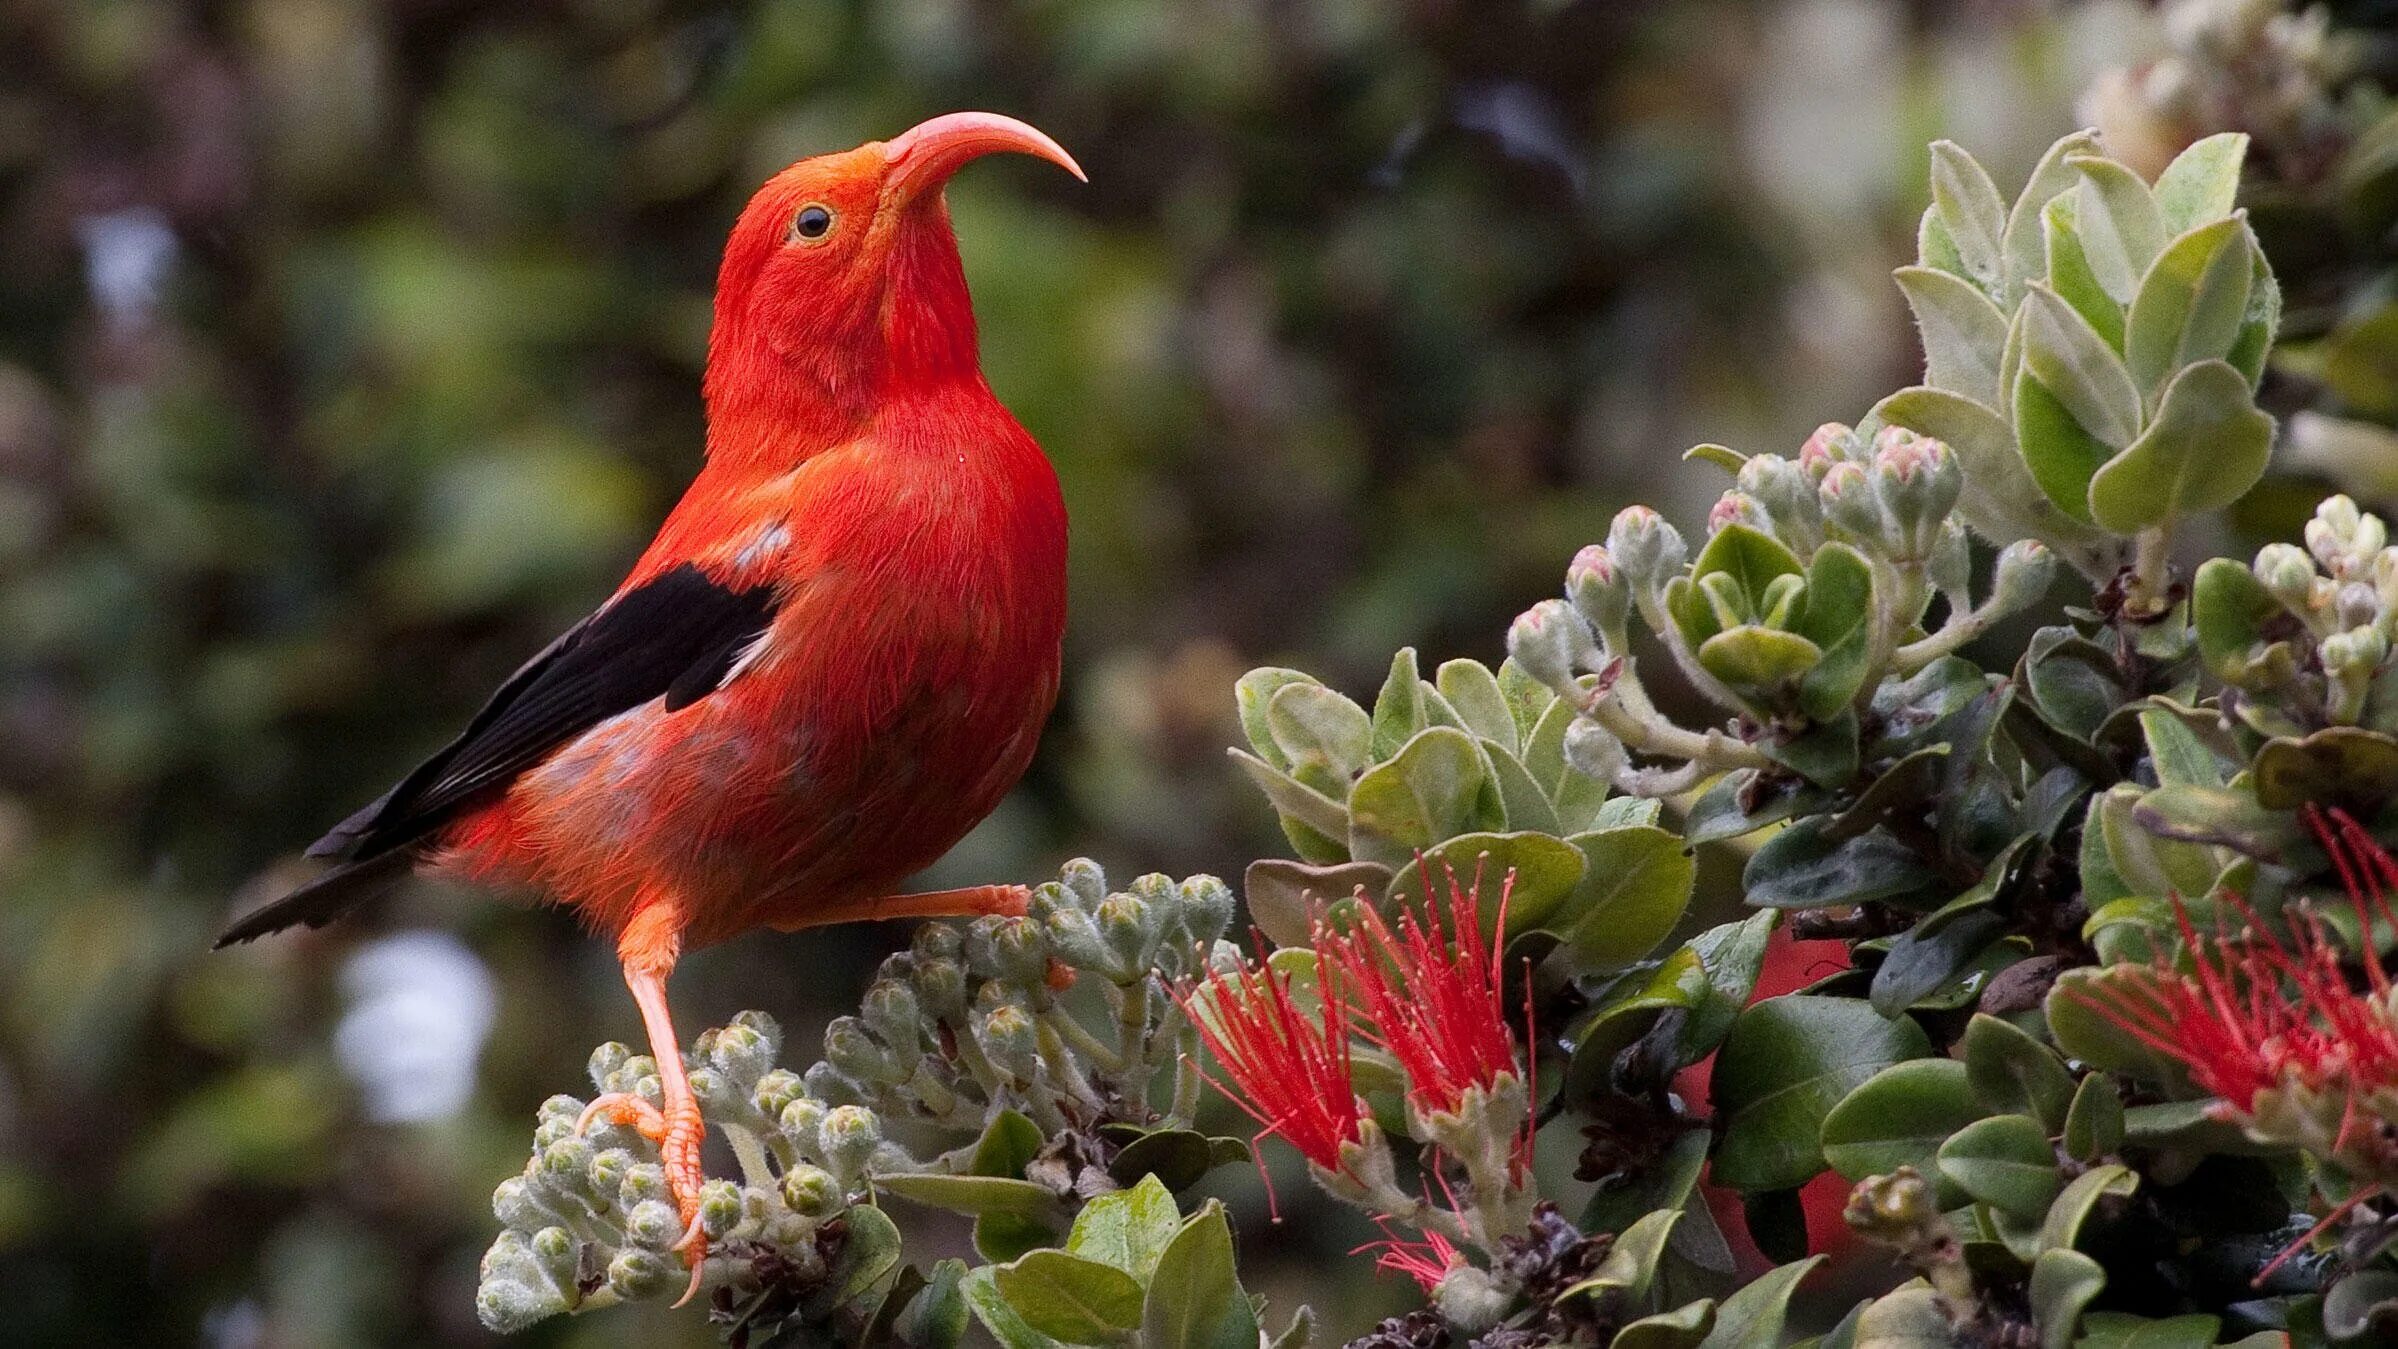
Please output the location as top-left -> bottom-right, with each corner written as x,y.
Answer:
221,114 -> 1086,1296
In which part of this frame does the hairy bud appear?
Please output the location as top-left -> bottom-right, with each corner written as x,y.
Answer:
1606,505 -> 1687,593
1566,544 -> 1630,638
1507,599 -> 1598,693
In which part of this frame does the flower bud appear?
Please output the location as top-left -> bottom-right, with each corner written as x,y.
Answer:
492,1176 -> 540,1228
1565,544 -> 1630,639
530,1225 -> 577,1281
1060,856 -> 1109,910
1033,888 -> 1112,971
2306,495 -> 2383,578
2336,581 -> 2379,633
859,981 -> 923,1059
1926,521 -> 1971,598
1799,422 -> 1857,478
1817,461 -> 1881,543
1738,454 -> 1824,545
1173,875 -> 1237,950
802,1061 -> 866,1107
779,1098 -> 827,1152
2324,626 -> 2390,680
782,1163 -> 843,1216
1561,715 -> 1625,784
1606,505 -> 1687,593
606,1248 -> 678,1302
1989,540 -> 2058,614
966,914 -> 1051,987
707,1023 -> 774,1088
1506,599 -> 1598,693
1870,433 -> 1960,559
619,1161 -> 669,1207
1097,893 -> 1161,974
588,1147 -> 632,1198
1433,1265 -> 1514,1336
625,1198 -> 682,1250
912,952 -> 969,1019
696,1178 -> 743,1240
976,1002 -> 1043,1081
538,1136 -> 593,1183
823,1016 -> 900,1086
817,1105 -> 884,1182
912,922 -> 966,964
586,1043 -> 634,1094
688,1066 -> 742,1118
753,1068 -> 804,1119
2255,542 -> 2321,614
1708,490 -> 1770,535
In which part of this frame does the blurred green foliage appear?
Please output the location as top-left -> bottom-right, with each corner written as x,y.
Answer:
0,0 -> 2219,1343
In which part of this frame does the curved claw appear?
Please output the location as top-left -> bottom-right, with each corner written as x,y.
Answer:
670,1210 -> 709,1308
577,1091 -> 665,1140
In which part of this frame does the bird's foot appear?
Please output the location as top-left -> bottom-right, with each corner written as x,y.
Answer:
576,1091 -> 711,1306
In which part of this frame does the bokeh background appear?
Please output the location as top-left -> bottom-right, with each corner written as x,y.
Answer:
2,0 -> 2386,1344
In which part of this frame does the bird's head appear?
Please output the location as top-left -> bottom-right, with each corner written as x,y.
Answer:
705,112 -> 1083,436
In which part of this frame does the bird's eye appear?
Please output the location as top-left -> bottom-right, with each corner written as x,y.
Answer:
789,204 -> 836,244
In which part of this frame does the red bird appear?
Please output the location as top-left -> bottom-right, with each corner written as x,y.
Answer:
219,113 -> 1084,1291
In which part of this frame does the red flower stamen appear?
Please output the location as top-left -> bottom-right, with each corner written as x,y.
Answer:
1318,859 -> 1531,1172
1178,937 -> 1367,1179
1354,1220 -> 1463,1294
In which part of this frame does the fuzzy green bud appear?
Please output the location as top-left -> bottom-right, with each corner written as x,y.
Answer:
1606,505 -> 1686,593
1432,1265 -> 1513,1335
779,1098 -> 827,1151
1032,887 -> 1113,971
1737,454 -> 1823,546
2255,542 -> 2322,614
1989,540 -> 2057,614
1869,429 -> 1960,559
975,1002 -> 1043,1081
1173,875 -> 1237,950
538,1136 -> 594,1183
707,1023 -> 774,1087
1060,856 -> 1109,910
1926,521 -> 1971,598
823,1016 -> 899,1086
753,1068 -> 804,1120
625,1197 -> 682,1249
1566,544 -> 1630,639
802,1061 -> 866,1107
1818,460 -> 1880,542
1798,422 -> 1857,478
618,1160 -> 668,1207
477,1232 -> 574,1333
817,1105 -> 884,1182
2324,626 -> 2388,677
1506,599 -> 1598,693
1561,716 -> 1625,783
696,1178 -> 743,1240
1096,893 -> 1161,975
912,922 -> 966,964
860,981 -> 923,1061
2307,495 -> 2384,579
586,1044 -> 634,1093
782,1163 -> 843,1217
1707,490 -> 1769,536
530,1225 -> 577,1280
607,1248 -> 677,1302
492,1176 -> 540,1229
966,914 -> 1051,987
587,1147 -> 632,1198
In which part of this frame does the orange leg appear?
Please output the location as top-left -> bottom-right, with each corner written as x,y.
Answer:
576,902 -> 710,1307
766,882 -> 1030,933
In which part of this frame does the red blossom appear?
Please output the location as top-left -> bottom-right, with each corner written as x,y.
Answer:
1179,941 -> 1366,1175
2073,808 -> 2398,1123
1318,860 -> 1531,1169
1355,1220 -> 1463,1294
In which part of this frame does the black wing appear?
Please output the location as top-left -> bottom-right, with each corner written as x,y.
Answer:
216,563 -> 778,945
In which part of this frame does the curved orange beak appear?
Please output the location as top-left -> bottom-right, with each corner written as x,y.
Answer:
884,112 -> 1085,204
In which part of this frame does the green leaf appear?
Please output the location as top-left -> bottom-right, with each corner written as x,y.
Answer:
1696,1255 -> 1824,1349
2006,131 -> 2103,299
1242,859 -> 1393,951
2016,364 -> 2121,528
1555,825 -> 1698,970
879,1172 -> 1068,1221
2123,218 -> 2254,399
1962,1014 -> 2076,1129
1562,1208 -> 1680,1303
2045,967 -> 2192,1089
1386,831 -> 1588,940
1929,141 -> 2007,291
1870,838 -> 2032,1016
1266,682 -> 1373,795
1141,1203 -> 1258,1349
1104,1128 -> 1242,1195
1437,658 -> 1519,754
991,1251 -> 1145,1344
967,1110 -> 1062,1262
2153,132 -> 2248,234
965,1267 -> 1065,1349
1895,266 -> 2009,406
1869,386 -> 2111,560
2028,1248 -> 2106,1349
811,1203 -> 905,1317
1819,1058 -> 1983,1201
1713,996 -> 1933,1192
2191,557 -> 2285,687
1370,649 -> 1426,758
1689,523 -> 1805,608
1937,1114 -> 2062,1220
1615,1301 -> 1718,1349
1482,736 -> 1562,835
1346,727 -> 1501,868
2138,708 -> 2222,789
1067,1174 -> 1181,1282
2061,1074 -> 2123,1163
1698,627 -> 1824,706
2069,155 -> 2168,303
2037,1163 -> 2138,1252
1686,441 -> 1749,475
1743,820 -> 1935,910
2085,359 -> 2274,534
1236,668 -> 1320,770
1851,1285 -> 1954,1347
901,1259 -> 972,1349
2020,284 -> 2141,450
2044,194 -> 2126,350
1791,543 -> 1876,721
1230,751 -> 1353,864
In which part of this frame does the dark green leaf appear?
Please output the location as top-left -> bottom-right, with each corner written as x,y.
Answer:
1938,1114 -> 2062,1220
1713,996 -> 1933,1192
1743,820 -> 1934,910
1962,1014 -> 2076,1128
1141,1203 -> 1258,1349
1819,1058 -> 1983,1201
991,1252 -> 1144,1343
2061,1074 -> 2123,1163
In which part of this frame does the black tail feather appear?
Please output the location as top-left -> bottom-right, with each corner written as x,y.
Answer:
215,849 -> 416,948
